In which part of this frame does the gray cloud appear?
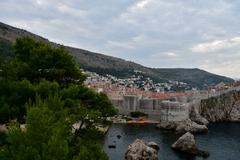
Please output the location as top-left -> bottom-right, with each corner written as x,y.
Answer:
1,0 -> 240,78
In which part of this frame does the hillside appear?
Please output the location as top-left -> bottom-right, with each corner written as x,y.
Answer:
0,22 -> 234,88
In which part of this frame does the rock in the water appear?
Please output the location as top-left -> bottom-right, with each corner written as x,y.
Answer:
172,132 -> 209,157
194,116 -> 209,126
190,106 -> 209,125
156,119 -> 208,134
147,142 -> 159,151
176,119 -> 208,134
156,121 -> 176,131
172,132 -> 198,154
125,139 -> 158,160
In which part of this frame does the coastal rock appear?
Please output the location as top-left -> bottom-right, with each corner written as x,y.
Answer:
156,121 -> 176,131
125,139 -> 158,160
175,119 -> 208,134
192,115 -> 209,126
190,106 -> 209,125
200,90 -> 240,122
172,132 -> 209,157
156,119 -> 208,134
147,142 -> 159,151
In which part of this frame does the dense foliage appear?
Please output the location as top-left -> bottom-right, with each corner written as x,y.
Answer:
130,111 -> 148,118
0,37 -> 117,160
0,38 -> 13,60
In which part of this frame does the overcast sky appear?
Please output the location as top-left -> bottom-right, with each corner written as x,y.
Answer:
1,0 -> 240,78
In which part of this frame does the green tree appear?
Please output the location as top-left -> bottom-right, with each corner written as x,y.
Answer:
13,37 -> 86,87
74,142 -> 108,160
0,37 -> 117,160
0,96 -> 69,160
0,80 -> 35,123
0,95 -> 109,160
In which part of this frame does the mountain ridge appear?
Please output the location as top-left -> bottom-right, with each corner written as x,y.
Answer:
0,21 -> 234,88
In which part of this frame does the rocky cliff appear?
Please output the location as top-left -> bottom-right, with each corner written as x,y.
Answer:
199,90 -> 240,122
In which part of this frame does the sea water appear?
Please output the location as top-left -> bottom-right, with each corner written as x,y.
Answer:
103,123 -> 240,160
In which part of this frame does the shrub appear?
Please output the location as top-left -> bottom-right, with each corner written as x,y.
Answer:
130,111 -> 148,118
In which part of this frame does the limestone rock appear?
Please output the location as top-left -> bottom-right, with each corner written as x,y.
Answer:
193,115 -> 209,125
200,90 -> 240,122
190,106 -> 209,125
172,132 -> 209,157
147,142 -> 159,151
156,119 -> 208,134
156,121 -> 176,131
172,132 -> 198,154
175,119 -> 208,134
125,139 -> 158,160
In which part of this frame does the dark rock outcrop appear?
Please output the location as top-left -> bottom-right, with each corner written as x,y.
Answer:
190,105 -> 209,125
156,119 -> 208,134
175,119 -> 208,134
200,90 -> 240,122
147,142 -> 160,151
172,132 -> 209,157
156,121 -> 176,131
125,139 -> 158,160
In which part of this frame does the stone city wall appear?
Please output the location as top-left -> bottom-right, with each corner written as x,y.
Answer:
110,95 -> 189,122
110,85 -> 240,122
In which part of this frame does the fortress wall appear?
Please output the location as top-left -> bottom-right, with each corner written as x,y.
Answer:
167,104 -> 189,121
139,99 -> 161,110
139,99 -> 153,110
137,99 -> 189,121
123,95 -> 141,111
110,86 -> 240,121
110,95 -> 190,122
111,98 -> 132,115
159,102 -> 189,121
175,96 -> 189,103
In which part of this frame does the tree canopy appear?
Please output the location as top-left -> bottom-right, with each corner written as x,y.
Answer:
0,37 -> 117,160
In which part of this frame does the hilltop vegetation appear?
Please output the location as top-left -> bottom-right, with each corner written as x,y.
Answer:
0,38 -> 13,60
0,37 -> 117,160
53,47 -> 235,88
0,22 -> 234,89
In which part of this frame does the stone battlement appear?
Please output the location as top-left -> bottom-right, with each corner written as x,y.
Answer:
111,95 -> 189,122
110,85 -> 240,122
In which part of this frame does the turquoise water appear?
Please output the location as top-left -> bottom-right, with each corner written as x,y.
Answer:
103,123 -> 240,160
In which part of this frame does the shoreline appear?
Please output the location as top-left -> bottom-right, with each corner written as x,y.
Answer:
103,122 -> 240,160
112,120 -> 240,125
112,118 -> 160,124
